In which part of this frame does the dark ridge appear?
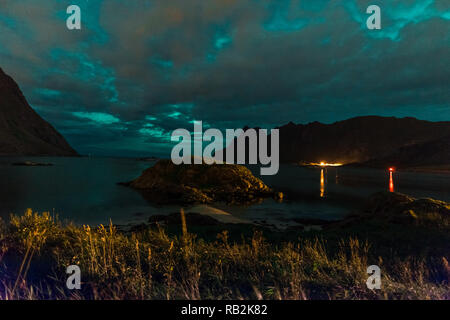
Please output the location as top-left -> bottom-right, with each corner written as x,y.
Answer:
0,67 -> 78,156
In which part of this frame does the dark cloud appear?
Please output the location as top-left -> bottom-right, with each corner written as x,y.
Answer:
0,0 -> 448,156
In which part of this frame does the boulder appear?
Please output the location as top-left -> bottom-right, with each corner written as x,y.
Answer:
339,191 -> 450,227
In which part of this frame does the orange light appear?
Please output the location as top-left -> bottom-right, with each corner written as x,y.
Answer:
320,169 -> 325,198
313,161 -> 342,167
389,167 -> 395,172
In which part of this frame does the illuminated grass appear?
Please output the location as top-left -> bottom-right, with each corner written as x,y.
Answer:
0,210 -> 448,300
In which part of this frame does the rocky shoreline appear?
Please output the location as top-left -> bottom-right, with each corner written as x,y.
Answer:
119,191 -> 450,234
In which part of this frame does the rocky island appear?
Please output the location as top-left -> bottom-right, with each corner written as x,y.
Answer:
12,161 -> 53,167
121,159 -> 281,205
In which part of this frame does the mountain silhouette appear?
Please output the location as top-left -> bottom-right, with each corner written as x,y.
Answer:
361,134 -> 450,168
277,116 -> 450,165
221,116 -> 450,168
0,68 -> 77,156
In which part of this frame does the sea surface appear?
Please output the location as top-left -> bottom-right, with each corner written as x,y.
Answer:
1,156 -> 450,227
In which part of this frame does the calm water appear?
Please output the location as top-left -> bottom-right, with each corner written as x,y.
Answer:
1,156 -> 450,226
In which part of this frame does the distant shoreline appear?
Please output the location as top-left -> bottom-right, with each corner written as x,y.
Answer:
4,154 -> 450,174
344,163 -> 450,174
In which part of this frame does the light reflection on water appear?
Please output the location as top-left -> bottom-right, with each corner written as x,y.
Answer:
389,171 -> 395,193
1,157 -> 450,226
320,169 -> 325,198
320,168 -> 395,196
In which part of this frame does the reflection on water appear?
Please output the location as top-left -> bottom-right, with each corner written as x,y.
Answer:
3,158 -> 450,226
389,171 -> 395,193
320,167 -> 395,196
320,169 -> 325,198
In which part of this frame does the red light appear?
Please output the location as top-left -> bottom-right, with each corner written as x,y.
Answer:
389,167 -> 395,172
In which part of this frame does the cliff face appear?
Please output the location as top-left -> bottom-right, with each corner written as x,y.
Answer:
0,68 -> 77,156
278,116 -> 450,164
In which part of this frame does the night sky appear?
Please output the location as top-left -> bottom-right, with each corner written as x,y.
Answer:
0,0 -> 449,157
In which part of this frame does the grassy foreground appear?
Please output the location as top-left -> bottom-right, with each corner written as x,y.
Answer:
0,208 -> 449,300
